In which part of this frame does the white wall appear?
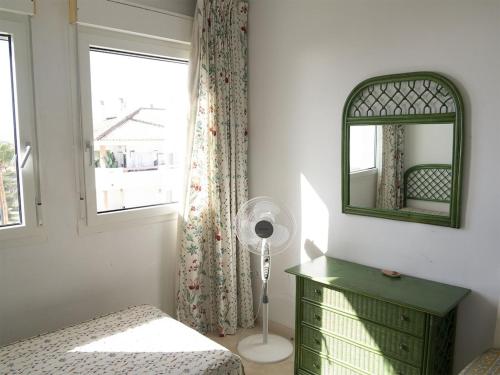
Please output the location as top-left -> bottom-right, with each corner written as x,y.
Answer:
248,0 -> 500,372
404,123 -> 453,212
0,0 -> 182,346
404,124 -> 453,168
496,299 -> 500,347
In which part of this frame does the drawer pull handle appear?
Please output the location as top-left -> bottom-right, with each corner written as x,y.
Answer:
400,314 -> 410,322
313,363 -> 320,369
314,314 -> 322,322
313,288 -> 322,296
314,337 -> 321,345
399,343 -> 409,352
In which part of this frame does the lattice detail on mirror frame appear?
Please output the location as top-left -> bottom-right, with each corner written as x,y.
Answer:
349,79 -> 457,117
405,165 -> 452,203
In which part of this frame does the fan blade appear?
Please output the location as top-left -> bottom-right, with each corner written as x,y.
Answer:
252,200 -> 281,219
235,196 -> 296,255
237,221 -> 258,245
269,224 -> 290,248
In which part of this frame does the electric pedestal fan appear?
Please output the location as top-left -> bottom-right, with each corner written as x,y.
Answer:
234,196 -> 295,364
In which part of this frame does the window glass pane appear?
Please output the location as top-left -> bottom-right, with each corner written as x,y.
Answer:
0,35 -> 22,227
350,125 -> 376,172
89,48 -> 188,214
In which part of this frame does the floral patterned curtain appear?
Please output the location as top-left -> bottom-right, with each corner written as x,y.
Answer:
176,0 -> 253,335
376,125 -> 405,210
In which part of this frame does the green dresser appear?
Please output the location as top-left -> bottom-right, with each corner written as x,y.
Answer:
285,256 -> 470,375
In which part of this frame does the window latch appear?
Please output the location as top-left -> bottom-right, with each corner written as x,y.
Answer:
85,141 -> 94,167
20,143 -> 32,169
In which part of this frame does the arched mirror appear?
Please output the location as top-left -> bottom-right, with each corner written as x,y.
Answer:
342,72 -> 464,227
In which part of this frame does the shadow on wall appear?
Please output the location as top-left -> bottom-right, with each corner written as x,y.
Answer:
304,239 -> 326,261
453,291 -> 499,368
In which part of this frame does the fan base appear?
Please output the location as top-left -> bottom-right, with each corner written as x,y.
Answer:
237,334 -> 293,364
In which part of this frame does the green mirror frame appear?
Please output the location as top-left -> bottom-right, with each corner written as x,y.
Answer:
342,72 -> 464,228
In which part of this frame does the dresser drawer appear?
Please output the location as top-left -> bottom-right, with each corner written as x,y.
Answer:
302,301 -> 424,366
300,346 -> 364,375
301,324 -> 421,375
303,279 -> 426,337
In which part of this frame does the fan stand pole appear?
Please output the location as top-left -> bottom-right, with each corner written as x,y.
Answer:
260,239 -> 270,344
262,282 -> 268,344
236,237 -> 293,364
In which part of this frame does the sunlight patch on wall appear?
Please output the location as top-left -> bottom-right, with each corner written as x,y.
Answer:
300,174 -> 329,263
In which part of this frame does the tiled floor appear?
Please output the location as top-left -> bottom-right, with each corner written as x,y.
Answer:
208,327 -> 294,375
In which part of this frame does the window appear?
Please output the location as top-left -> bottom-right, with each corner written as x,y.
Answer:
78,28 -> 190,228
0,34 -> 21,227
0,13 -> 40,244
89,48 -> 187,213
349,125 -> 377,173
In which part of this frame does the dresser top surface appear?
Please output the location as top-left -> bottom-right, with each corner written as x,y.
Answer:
285,256 -> 470,316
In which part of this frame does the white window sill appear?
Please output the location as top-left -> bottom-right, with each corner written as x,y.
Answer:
350,167 -> 378,176
77,205 -> 179,235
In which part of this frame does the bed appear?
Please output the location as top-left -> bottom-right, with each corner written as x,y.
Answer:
401,163 -> 452,216
0,305 -> 244,375
459,349 -> 500,374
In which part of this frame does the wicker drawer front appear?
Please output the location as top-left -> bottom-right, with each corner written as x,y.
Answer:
302,301 -> 424,366
300,347 -> 364,375
303,279 -> 426,337
301,324 -> 421,375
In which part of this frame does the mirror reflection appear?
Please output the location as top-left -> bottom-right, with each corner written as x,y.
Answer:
349,123 -> 453,216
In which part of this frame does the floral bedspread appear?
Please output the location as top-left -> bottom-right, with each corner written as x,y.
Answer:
0,305 -> 244,374
459,348 -> 500,375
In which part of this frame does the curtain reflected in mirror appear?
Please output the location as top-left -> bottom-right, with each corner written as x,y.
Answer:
349,123 -> 453,216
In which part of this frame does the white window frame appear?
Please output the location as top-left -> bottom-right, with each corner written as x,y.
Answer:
77,26 -> 190,232
0,11 -> 43,247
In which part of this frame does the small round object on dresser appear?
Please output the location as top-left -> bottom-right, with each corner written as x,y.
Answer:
382,269 -> 401,278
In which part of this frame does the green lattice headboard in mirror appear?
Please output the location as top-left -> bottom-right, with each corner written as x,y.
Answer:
403,164 -> 452,216
342,72 -> 464,228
